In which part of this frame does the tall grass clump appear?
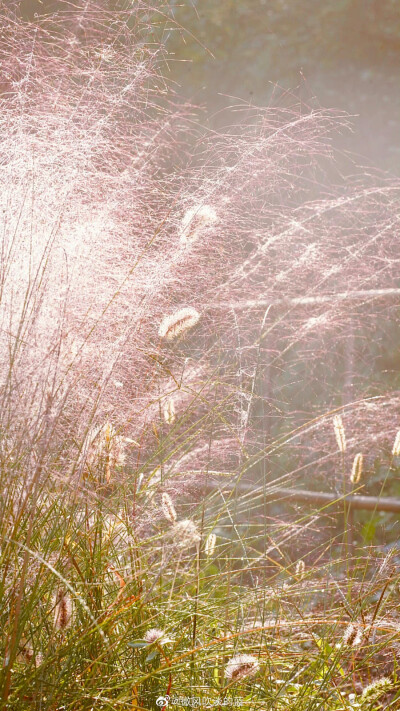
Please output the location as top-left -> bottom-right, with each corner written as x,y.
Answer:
1,2 -> 400,709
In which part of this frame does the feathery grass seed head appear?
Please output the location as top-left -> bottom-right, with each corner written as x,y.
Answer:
179,204 -> 217,245
163,397 -> 176,425
19,642 -> 42,667
225,654 -> 259,682
333,414 -> 346,453
144,628 -> 173,645
158,307 -> 201,342
84,421 -> 126,482
54,588 -> 72,630
161,492 -> 177,523
362,677 -> 391,702
295,559 -> 305,579
342,622 -> 363,648
350,452 -> 363,484
205,532 -> 217,556
392,430 -> 400,456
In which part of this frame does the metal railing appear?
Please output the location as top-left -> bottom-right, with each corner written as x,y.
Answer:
237,485 -> 400,513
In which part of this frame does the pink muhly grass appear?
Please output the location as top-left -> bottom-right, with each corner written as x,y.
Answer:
2,4 -> 400,710
0,0 -> 399,538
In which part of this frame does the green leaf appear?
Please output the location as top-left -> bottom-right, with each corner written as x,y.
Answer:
361,517 -> 379,544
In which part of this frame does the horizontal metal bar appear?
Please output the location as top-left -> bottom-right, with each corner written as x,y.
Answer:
205,287 -> 400,311
236,484 -> 400,513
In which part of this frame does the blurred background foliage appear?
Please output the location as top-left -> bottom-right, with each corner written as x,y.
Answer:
15,0 -> 400,548
163,0 -> 400,174
19,0 -> 400,171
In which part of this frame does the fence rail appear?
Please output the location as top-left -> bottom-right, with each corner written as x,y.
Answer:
234,484 -> 400,513
206,287 -> 400,311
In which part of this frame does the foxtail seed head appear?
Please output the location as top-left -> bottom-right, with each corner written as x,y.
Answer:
350,452 -> 363,484
158,307 -> 200,342
179,204 -> 217,245
144,628 -> 173,645
295,559 -> 305,579
392,430 -> 400,456
161,492 -> 177,523
205,532 -> 217,557
225,654 -> 259,682
362,677 -> 391,702
342,622 -> 363,648
163,397 -> 176,425
84,421 -> 126,482
333,414 -> 346,453
54,589 -> 72,630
